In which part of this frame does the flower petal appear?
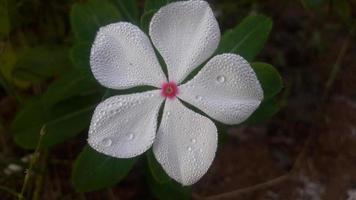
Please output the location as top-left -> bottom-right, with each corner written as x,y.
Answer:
153,100 -> 217,185
179,54 -> 263,125
149,0 -> 220,83
88,90 -> 163,158
90,22 -> 166,89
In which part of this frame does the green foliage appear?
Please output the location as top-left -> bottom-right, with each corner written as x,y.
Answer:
0,44 -> 30,89
11,69 -> 102,149
7,0 -> 282,196
11,95 -> 100,149
140,9 -> 156,33
147,150 -> 170,183
301,0 -> 324,9
12,46 -> 70,82
251,62 -> 283,99
245,98 -> 280,124
244,62 -> 282,124
72,145 -> 137,192
111,0 -> 139,24
332,0 -> 351,22
144,0 -> 172,12
42,69 -> 100,108
146,151 -> 191,200
0,0 -> 10,38
70,0 -> 122,42
70,42 -> 92,74
216,15 -> 273,62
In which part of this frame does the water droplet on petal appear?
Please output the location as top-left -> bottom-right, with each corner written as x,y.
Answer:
101,138 -> 112,147
187,146 -> 192,151
191,138 -> 196,143
127,133 -> 135,140
166,111 -> 171,116
195,95 -> 202,101
216,75 -> 226,83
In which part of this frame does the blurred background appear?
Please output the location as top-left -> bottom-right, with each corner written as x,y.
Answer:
0,0 -> 355,199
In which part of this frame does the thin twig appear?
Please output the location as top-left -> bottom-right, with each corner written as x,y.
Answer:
32,150 -> 48,200
18,126 -> 46,200
322,26 -> 355,100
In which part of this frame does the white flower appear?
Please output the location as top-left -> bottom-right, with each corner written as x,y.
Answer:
88,0 -> 263,185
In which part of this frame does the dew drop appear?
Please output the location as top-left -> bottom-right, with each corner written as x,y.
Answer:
191,138 -> 196,143
127,133 -> 135,140
166,111 -> 171,116
187,146 -> 192,151
195,95 -> 202,101
101,138 -> 112,147
216,75 -> 226,83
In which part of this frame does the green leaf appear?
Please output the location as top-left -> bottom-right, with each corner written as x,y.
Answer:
42,69 -> 100,108
70,0 -> 122,42
245,98 -> 280,124
144,0 -> 172,12
0,0 -> 10,38
72,145 -> 137,192
332,0 -> 351,22
11,97 -> 98,149
70,42 -> 91,74
251,62 -> 282,99
216,15 -> 273,61
146,161 -> 191,200
0,45 -> 29,89
12,46 -> 70,82
110,0 -> 139,24
146,150 -> 170,183
301,0 -> 325,9
140,9 -> 157,34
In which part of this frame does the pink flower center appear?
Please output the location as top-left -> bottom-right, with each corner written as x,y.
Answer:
161,81 -> 178,99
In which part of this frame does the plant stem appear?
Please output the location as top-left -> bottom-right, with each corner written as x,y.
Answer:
32,150 -> 48,200
18,126 -> 46,200
322,26 -> 355,100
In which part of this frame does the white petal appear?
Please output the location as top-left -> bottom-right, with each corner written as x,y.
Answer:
90,22 -> 166,89
153,100 -> 217,185
88,90 -> 163,158
179,54 -> 263,125
149,0 -> 220,83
